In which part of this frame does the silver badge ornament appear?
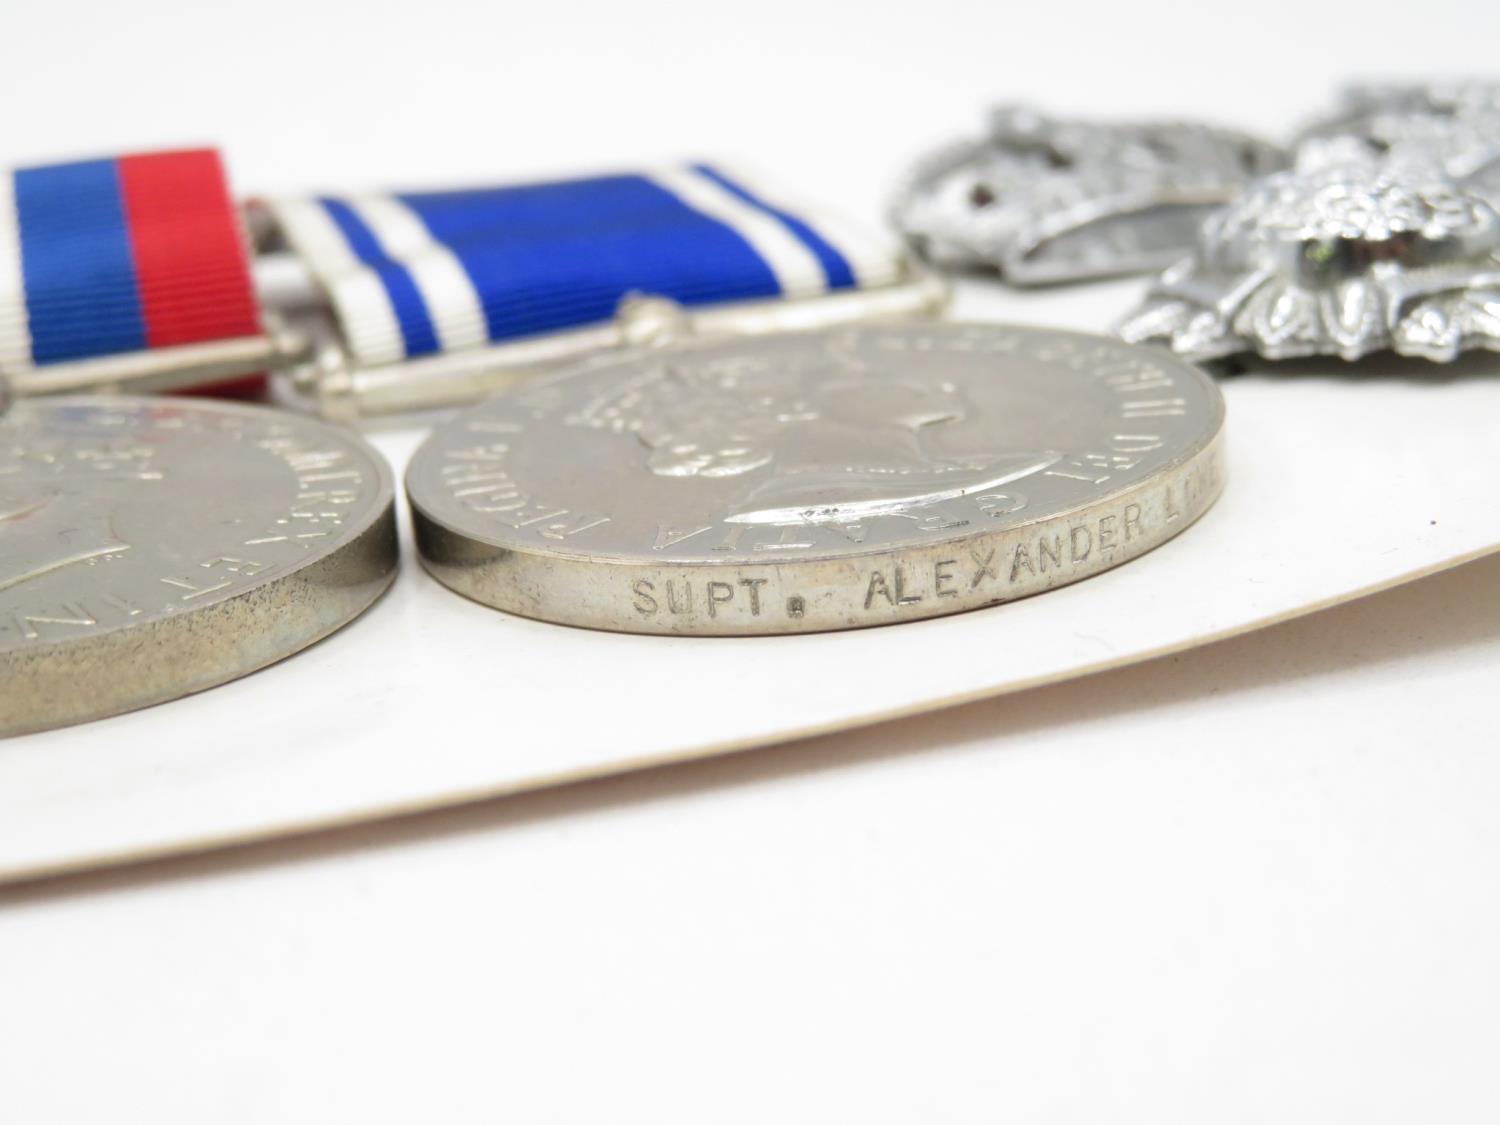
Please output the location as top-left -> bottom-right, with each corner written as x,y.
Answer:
892,106 -> 1285,285
1117,148 -> 1500,363
1296,80 -> 1500,190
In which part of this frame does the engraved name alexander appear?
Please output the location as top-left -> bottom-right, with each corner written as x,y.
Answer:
626,457 -> 1220,625
626,502 -> 1148,623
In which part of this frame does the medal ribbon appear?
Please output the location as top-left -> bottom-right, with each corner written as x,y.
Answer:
0,149 -> 262,387
265,164 -> 904,368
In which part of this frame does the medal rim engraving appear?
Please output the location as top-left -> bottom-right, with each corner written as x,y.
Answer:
406,324 -> 1227,636
1,396 -> 398,737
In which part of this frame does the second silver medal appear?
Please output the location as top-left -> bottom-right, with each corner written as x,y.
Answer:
407,322 -> 1225,635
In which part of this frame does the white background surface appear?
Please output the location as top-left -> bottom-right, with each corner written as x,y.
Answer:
3,0 -> 1499,1121
3,556 -> 1498,1122
5,281 -> 1500,882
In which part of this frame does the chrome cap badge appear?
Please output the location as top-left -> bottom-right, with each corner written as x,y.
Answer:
892,106 -> 1285,285
1118,146 -> 1500,363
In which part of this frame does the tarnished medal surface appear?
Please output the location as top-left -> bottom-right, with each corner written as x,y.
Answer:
892,106 -> 1285,285
407,324 -> 1225,635
1,397 -> 397,736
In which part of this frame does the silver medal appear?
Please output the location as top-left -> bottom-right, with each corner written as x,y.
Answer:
1,397 -> 397,736
1118,147 -> 1500,363
406,323 -> 1225,636
891,106 -> 1285,285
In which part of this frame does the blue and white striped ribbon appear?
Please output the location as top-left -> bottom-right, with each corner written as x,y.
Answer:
266,164 -> 905,368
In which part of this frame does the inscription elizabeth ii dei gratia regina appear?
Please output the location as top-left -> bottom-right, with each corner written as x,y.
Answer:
406,322 -> 1226,635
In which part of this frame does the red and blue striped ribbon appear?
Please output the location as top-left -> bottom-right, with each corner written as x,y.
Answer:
0,150 -> 905,386
0,148 -> 262,386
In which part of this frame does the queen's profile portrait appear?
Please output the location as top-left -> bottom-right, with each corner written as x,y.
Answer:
565,332 -> 1061,527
